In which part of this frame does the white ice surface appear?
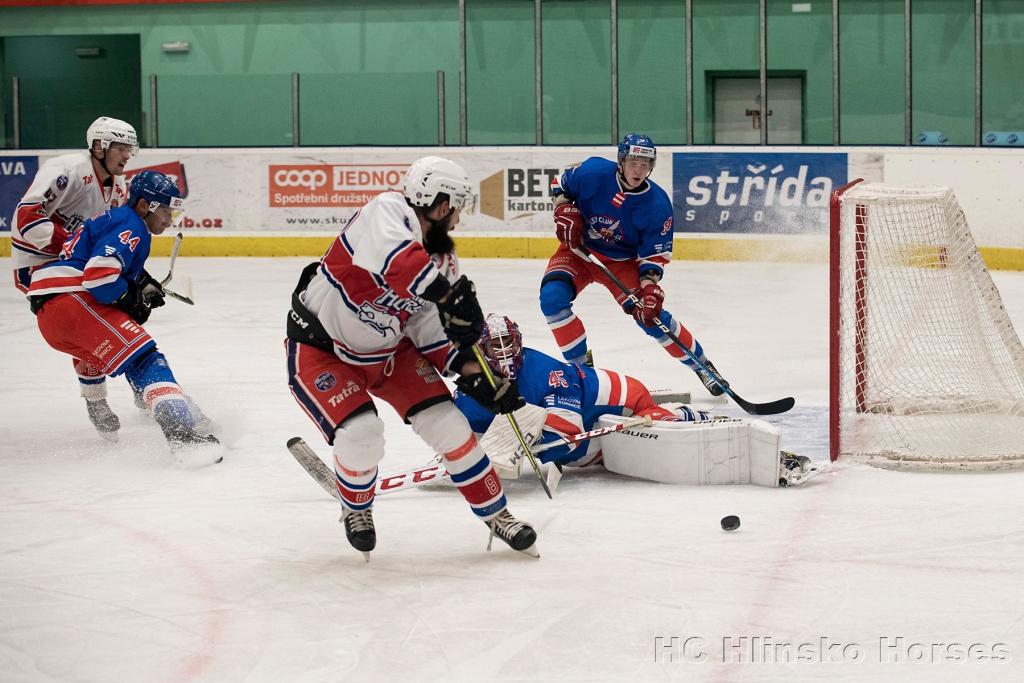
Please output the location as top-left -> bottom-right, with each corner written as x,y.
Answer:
2,257 -> 1024,682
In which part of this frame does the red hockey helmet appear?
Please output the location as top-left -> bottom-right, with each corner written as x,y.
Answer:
481,314 -> 524,379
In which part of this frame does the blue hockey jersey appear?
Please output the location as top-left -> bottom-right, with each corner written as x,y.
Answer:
555,156 -> 674,278
455,347 -> 634,466
29,204 -> 152,303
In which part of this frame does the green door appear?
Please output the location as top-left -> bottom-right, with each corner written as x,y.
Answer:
3,34 -> 141,149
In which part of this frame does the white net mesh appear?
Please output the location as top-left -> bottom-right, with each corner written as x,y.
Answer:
834,183 -> 1024,470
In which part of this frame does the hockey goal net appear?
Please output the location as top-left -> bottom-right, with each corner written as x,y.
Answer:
830,179 -> 1024,470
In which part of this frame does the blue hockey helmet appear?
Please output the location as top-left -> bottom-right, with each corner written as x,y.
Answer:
129,170 -> 184,225
617,132 -> 657,169
481,314 -> 524,380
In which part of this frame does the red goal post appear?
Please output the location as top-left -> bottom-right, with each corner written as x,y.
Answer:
829,179 -> 1024,470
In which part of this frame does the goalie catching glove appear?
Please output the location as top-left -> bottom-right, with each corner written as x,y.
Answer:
436,275 -> 485,348
629,277 -> 665,326
456,371 -> 526,415
554,203 -> 584,250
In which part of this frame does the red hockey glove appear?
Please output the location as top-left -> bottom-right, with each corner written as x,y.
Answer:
630,279 -> 665,327
554,203 -> 583,250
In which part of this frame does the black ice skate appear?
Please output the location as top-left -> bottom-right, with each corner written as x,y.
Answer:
340,507 -> 376,561
779,451 -> 824,487
485,509 -> 539,558
695,359 -> 729,397
583,350 -> 594,368
85,398 -> 120,442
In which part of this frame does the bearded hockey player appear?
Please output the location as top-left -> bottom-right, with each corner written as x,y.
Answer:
284,156 -> 539,560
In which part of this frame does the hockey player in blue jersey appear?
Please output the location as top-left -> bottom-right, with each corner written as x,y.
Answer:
540,132 -> 728,396
28,171 -> 219,460
455,314 -> 812,486
454,314 -> 712,470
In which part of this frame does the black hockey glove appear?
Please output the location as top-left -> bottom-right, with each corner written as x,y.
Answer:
456,372 -> 526,415
436,275 -> 484,348
139,269 -> 166,310
115,280 -> 152,325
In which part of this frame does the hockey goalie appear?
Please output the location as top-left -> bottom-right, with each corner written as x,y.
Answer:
453,314 -> 814,488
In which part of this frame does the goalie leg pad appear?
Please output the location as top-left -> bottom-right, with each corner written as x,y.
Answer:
599,416 -> 782,487
410,403 -> 506,519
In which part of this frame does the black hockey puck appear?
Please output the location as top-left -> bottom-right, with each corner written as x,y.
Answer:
720,515 -> 741,531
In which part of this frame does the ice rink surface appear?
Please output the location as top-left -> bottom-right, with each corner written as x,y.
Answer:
2,255 -> 1024,682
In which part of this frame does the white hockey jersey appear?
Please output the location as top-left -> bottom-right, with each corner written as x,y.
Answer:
11,152 -> 129,291
300,191 -> 461,373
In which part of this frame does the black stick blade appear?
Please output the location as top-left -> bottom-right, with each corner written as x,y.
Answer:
733,394 -> 795,416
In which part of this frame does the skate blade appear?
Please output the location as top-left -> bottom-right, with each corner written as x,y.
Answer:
172,442 -> 225,468
518,544 -> 540,559
97,430 -> 119,443
361,551 -> 371,563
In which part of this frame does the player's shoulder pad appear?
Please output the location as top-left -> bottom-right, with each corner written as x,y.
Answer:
367,190 -> 419,232
37,152 -> 88,184
576,156 -> 617,177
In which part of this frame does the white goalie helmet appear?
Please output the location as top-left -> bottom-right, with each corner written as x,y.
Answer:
403,156 -> 476,213
86,116 -> 138,156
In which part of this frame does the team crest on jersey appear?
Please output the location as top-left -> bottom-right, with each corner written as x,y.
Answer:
56,175 -> 68,191
314,372 -> 337,391
587,216 -> 624,244
357,301 -> 401,337
661,216 -> 673,235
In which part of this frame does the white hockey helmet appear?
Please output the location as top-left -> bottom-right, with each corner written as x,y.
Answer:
87,116 -> 138,156
403,156 -> 476,213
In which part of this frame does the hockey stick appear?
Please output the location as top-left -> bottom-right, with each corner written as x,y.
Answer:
287,416 -> 659,501
158,232 -> 195,305
287,437 -> 341,500
160,232 -> 183,287
403,416 -> 653,491
470,345 -> 553,499
163,287 -> 194,306
574,248 -> 794,416
531,414 -> 653,454
287,437 -> 452,498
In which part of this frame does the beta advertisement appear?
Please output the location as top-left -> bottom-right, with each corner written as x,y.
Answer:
672,152 -> 847,234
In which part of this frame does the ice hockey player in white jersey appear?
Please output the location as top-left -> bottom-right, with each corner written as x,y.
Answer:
285,156 -> 539,559
11,116 -> 136,439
